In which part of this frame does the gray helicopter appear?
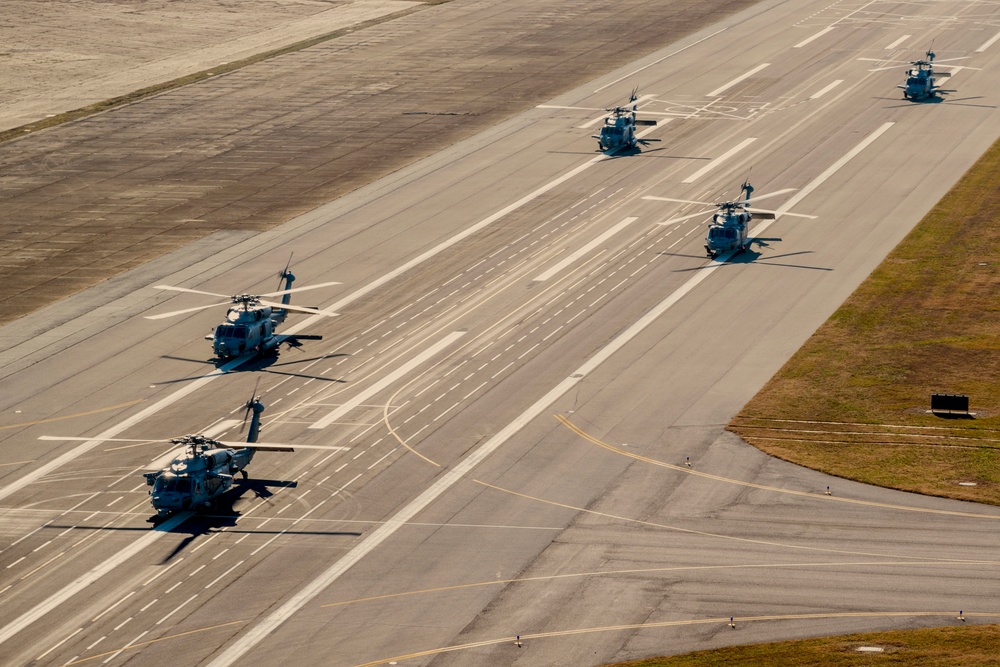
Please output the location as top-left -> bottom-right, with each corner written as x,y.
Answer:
899,49 -> 951,100
593,88 -> 658,152
644,178 -> 816,258
41,396 -> 347,516
147,260 -> 339,359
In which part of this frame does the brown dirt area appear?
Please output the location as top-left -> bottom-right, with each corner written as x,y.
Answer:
0,0 -> 758,321
730,136 -> 1000,505
0,0 -> 419,131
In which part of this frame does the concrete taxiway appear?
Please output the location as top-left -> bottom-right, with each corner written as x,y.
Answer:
1,0 -> 1000,666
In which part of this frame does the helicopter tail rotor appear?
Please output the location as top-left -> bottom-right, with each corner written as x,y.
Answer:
278,252 -> 295,291
740,169 -> 754,202
241,379 -> 265,444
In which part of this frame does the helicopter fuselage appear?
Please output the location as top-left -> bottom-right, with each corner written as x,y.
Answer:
705,210 -> 751,257
144,438 -> 254,516
596,111 -> 637,152
211,305 -> 282,358
900,66 -> 937,100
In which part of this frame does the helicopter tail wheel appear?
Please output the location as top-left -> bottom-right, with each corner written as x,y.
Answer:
240,470 -> 248,480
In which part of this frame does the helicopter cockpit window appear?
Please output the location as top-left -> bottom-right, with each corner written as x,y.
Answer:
154,477 -> 175,492
725,229 -> 736,239
176,479 -> 191,493
233,326 -> 248,339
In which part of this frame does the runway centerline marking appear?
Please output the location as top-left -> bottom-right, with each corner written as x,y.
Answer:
706,63 -> 770,97
309,331 -> 466,429
533,217 -> 639,281
976,30 -> 1000,53
683,137 -> 756,183
810,80 -> 843,99
886,35 -> 911,50
794,26 -> 833,49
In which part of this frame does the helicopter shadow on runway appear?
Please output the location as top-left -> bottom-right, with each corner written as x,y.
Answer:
153,351 -> 350,386
661,238 -> 834,272
151,479 -> 365,562
45,480 -> 363,563
876,94 -> 995,109
549,146 -> 712,160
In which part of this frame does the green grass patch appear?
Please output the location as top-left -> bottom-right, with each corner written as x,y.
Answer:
730,133 -> 1000,505
604,624 -> 1000,666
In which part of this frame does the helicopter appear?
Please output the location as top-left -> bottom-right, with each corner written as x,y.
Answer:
40,395 -> 348,516
898,49 -> 951,100
147,260 -> 339,359
593,88 -> 658,152
644,178 -> 816,258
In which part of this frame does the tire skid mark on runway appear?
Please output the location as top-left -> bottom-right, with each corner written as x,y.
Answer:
286,184 -> 627,422
320,558 -> 992,610
0,400 -> 144,432
472,478 -> 1000,562
354,611 -> 1000,667
60,620 -> 246,666
557,415 -> 1000,520
371,217 -> 675,467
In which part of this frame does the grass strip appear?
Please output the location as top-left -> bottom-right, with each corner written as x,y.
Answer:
604,624 -> 1000,667
730,134 -> 1000,504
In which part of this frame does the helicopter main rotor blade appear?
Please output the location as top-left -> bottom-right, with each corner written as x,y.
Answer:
39,436 -> 159,443
656,210 -> 714,226
258,281 -> 342,298
747,208 -> 818,219
644,188 -> 797,209
145,301 -> 233,320
215,440 -> 351,452
152,285 -> 231,298
643,195 -> 715,206
256,300 -> 336,316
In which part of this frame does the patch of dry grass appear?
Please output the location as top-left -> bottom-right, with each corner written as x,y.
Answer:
730,135 -> 1000,504
604,624 -> 1000,667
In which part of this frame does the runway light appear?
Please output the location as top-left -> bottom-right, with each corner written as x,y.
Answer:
825,485 -> 831,495
729,617 -> 736,629
685,456 -> 691,467
958,610 -> 965,621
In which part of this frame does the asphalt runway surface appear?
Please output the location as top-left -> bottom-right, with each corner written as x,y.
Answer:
0,0 -> 755,321
2,0 -> 1000,666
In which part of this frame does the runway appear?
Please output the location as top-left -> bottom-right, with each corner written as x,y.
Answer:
1,0 -> 1000,666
